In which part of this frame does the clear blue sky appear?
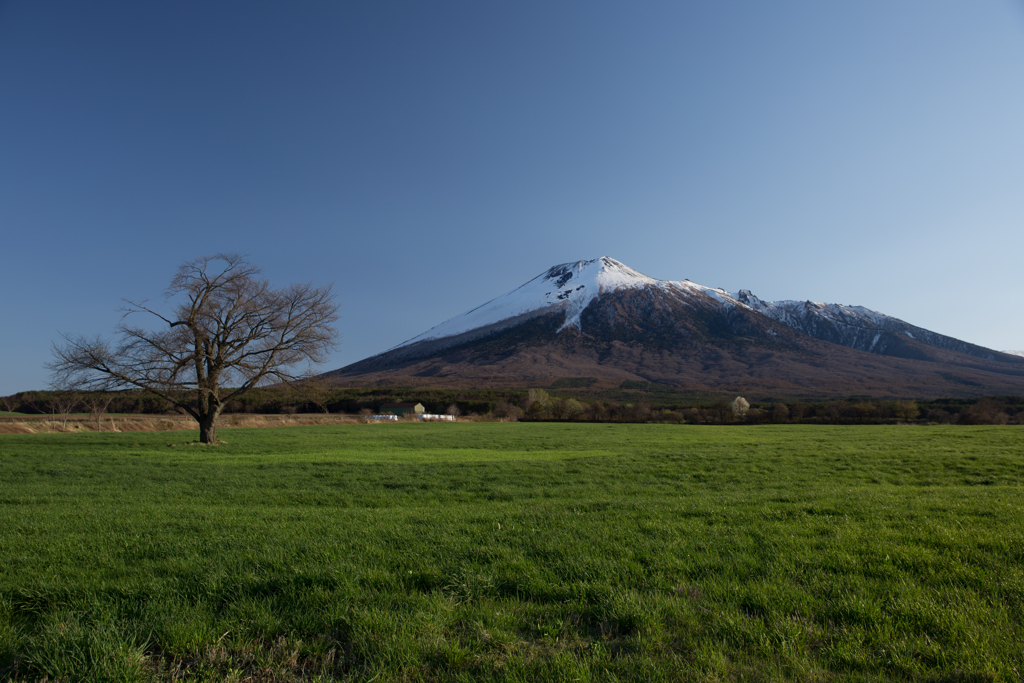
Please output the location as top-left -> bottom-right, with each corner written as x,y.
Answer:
2,1 -> 1023,395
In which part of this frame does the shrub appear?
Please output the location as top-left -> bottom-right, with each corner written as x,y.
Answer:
731,396 -> 750,419
492,401 -> 523,422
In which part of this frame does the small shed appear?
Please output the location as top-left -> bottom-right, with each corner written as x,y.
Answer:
379,402 -> 425,417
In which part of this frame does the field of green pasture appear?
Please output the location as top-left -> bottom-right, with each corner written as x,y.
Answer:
1,423 -> 1022,682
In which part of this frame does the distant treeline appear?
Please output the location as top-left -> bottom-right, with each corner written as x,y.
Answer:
3,385 -> 1023,426
0,386 -> 520,421
491,390 -> 1023,425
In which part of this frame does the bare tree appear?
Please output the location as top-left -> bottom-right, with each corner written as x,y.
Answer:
492,401 -> 522,422
49,391 -> 80,430
292,376 -> 334,414
445,403 -> 461,419
960,398 -> 1007,425
629,400 -> 652,423
48,253 -> 339,443
1,395 -> 18,414
82,392 -> 113,431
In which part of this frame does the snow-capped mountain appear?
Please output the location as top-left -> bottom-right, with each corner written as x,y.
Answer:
391,257 -> 659,349
334,257 -> 1024,397
391,257 -> 1002,362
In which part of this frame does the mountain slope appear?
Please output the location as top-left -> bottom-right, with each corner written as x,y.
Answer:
736,291 -> 1002,361
332,258 -> 1024,397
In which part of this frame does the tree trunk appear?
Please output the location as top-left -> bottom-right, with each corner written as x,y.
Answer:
198,413 -> 217,443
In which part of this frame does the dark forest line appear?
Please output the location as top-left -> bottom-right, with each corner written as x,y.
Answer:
3,383 -> 1023,426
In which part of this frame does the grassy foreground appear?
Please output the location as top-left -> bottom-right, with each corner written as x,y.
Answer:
1,424 -> 1022,682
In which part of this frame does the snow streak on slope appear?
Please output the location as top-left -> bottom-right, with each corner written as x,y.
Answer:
1005,350 -> 1024,358
390,257 -> 657,350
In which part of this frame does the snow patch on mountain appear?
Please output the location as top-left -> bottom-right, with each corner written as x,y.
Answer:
672,280 -> 744,307
737,298 -> 1001,359
1004,350 -> 1024,358
390,257 -> 657,350
761,300 -> 894,330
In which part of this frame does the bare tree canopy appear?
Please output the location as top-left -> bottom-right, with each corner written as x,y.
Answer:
48,253 -> 339,442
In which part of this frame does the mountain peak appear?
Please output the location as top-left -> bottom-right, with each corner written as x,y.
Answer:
540,257 -> 657,294
390,257 -> 657,351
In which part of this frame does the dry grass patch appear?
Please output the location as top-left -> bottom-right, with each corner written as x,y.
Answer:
0,413 -> 362,435
147,636 -> 349,683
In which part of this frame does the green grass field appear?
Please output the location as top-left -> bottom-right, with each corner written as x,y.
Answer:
1,424 -> 1022,682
